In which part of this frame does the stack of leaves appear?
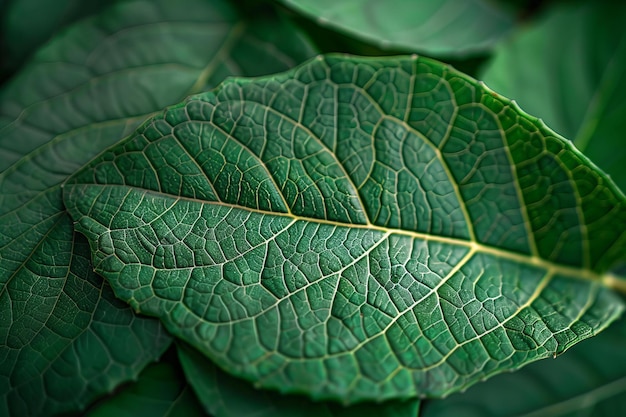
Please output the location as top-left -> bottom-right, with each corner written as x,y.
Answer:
1,0 -> 625,416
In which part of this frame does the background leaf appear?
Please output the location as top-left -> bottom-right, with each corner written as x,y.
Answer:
0,227 -> 172,417
0,0 -> 317,414
481,1 -> 626,191
278,0 -> 515,55
0,0 -> 113,79
420,316 -> 626,417
64,55 -> 626,404
178,342 -> 420,417
85,349 -> 205,417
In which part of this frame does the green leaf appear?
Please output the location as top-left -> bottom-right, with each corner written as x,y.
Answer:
0,0 -> 317,414
86,354 -> 205,417
177,342 -> 420,417
420,317 -> 626,417
1,0 -> 112,74
0,226 -> 172,417
278,0 -> 515,55
481,2 -> 626,191
63,54 -> 626,404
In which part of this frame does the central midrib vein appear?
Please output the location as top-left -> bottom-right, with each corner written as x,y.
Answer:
73,182 -> 624,292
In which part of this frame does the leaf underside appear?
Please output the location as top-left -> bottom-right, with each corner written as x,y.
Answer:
64,55 -> 626,403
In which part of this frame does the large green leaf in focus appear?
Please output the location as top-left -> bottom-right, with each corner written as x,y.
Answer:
0,0 -> 317,415
278,0 -> 515,55
481,2 -> 626,191
177,342 -> 420,417
63,55 -> 626,403
421,317 -> 626,417
85,355 -> 205,417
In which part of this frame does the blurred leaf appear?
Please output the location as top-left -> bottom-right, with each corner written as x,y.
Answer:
178,342 -> 420,417
278,11 -> 492,79
0,0 -> 113,77
420,317 -> 626,417
0,0 -> 317,415
481,2 -> 626,191
278,0 -> 515,56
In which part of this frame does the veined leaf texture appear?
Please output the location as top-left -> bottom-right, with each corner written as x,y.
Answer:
63,55 -> 626,403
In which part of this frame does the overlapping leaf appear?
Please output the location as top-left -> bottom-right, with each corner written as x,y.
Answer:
63,55 -> 626,403
278,0 -> 515,55
0,226 -> 172,416
0,0 -> 317,414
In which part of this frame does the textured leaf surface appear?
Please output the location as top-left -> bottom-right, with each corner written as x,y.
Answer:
279,0 -> 514,55
86,355 -> 205,417
64,55 -> 626,403
0,0 -> 316,414
481,2 -> 626,191
178,342 -> 420,417
421,317 -> 626,417
0,227 -> 172,416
